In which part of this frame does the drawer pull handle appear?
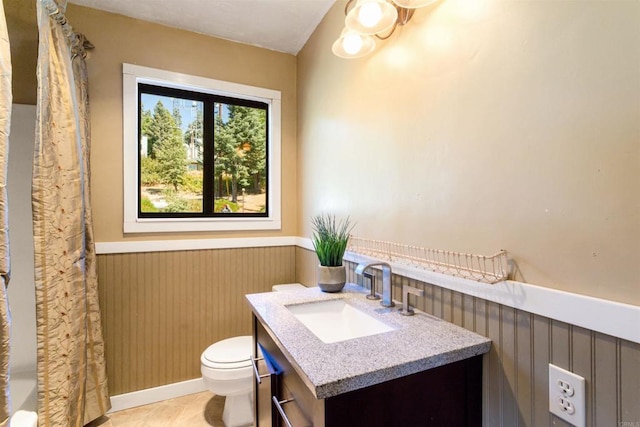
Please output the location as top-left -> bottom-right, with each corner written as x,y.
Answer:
251,357 -> 269,384
272,396 -> 295,427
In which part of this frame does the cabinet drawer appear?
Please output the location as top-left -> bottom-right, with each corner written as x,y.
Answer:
272,381 -> 311,427
280,365 -> 318,425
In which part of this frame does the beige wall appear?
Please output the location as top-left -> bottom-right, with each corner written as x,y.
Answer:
8,1 -> 638,303
6,2 -> 298,241
5,0 -> 37,104
65,4 -> 298,242
5,0 -> 639,411
297,0 -> 640,305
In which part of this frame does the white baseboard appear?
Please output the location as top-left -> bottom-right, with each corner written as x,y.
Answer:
108,378 -> 208,413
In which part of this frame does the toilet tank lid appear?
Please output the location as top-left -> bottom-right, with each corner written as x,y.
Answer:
272,283 -> 306,292
203,336 -> 253,364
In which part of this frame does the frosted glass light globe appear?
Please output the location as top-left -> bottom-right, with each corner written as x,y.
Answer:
332,27 -> 376,59
342,33 -> 364,54
358,2 -> 383,28
345,0 -> 398,36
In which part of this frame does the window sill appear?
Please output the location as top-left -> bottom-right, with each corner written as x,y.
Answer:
124,217 -> 281,233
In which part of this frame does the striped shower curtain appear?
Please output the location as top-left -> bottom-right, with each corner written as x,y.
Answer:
34,0 -> 110,425
0,0 -> 10,425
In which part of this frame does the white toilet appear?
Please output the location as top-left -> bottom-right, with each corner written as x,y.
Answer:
200,283 -> 306,427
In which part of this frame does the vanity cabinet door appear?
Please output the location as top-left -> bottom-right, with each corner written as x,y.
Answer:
254,315 -> 315,427
253,319 -> 282,427
253,354 -> 279,427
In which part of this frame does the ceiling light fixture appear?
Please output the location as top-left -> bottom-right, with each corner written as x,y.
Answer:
332,0 -> 437,59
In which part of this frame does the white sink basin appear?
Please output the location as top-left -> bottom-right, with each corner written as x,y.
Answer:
286,299 -> 395,344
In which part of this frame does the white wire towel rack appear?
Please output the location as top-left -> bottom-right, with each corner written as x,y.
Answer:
347,236 -> 509,284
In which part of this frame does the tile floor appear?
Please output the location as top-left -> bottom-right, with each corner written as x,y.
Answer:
87,392 -> 228,427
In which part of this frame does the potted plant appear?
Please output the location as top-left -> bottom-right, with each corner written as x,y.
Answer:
311,213 -> 354,293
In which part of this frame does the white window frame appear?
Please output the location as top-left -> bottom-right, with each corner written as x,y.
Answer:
122,63 -> 281,233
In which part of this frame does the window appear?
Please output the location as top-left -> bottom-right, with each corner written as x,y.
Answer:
123,64 -> 281,233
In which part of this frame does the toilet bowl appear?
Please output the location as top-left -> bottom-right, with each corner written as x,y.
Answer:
201,283 -> 306,427
201,336 -> 255,427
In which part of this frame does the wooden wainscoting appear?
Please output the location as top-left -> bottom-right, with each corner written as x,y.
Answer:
97,246 -> 296,395
295,247 -> 640,427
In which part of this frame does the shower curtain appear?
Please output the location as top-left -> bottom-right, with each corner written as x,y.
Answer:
34,0 -> 110,425
0,1 -> 10,426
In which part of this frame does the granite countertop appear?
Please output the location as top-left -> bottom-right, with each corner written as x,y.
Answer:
246,283 -> 492,400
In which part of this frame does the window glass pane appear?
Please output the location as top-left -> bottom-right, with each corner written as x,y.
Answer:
213,102 -> 267,214
140,93 -> 204,213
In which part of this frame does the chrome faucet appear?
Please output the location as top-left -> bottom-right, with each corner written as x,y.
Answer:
355,261 -> 395,308
399,284 -> 425,316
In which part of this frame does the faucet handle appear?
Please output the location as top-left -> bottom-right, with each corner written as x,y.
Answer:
399,284 -> 425,316
363,272 -> 380,300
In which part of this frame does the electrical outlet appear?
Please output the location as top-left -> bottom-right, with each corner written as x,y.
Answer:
549,364 -> 586,427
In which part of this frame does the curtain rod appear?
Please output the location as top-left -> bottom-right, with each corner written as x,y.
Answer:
40,0 -> 94,59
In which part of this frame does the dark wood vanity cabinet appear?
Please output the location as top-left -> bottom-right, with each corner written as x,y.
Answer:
253,314 -> 483,427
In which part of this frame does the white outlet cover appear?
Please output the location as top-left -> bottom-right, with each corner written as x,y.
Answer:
549,364 -> 586,427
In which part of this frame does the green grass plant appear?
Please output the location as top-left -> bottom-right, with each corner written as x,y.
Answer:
311,214 -> 354,267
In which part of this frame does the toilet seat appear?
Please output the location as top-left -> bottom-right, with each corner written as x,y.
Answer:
201,336 -> 253,370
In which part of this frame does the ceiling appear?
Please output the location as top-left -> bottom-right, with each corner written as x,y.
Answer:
67,0 -> 336,55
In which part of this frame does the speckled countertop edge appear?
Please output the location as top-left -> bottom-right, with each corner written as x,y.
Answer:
246,284 -> 492,399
